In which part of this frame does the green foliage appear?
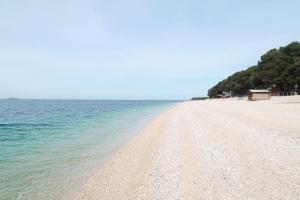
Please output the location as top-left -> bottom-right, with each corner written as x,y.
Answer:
208,42 -> 300,98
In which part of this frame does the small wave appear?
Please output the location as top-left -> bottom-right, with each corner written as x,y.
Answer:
0,123 -> 53,128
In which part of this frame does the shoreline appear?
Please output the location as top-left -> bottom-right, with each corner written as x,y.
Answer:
76,96 -> 300,200
75,104 -> 178,199
0,100 -> 177,200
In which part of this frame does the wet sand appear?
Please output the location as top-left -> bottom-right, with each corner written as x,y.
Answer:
76,96 -> 300,200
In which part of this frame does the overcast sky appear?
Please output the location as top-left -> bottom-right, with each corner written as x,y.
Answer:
1,0 -> 300,100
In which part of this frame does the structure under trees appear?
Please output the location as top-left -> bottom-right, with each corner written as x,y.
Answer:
208,42 -> 300,98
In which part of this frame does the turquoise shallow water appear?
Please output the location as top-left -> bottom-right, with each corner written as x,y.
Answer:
0,100 -> 177,200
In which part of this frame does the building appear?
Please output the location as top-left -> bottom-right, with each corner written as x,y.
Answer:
222,91 -> 232,98
247,90 -> 271,101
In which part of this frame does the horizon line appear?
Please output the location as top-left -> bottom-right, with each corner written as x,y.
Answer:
1,98 -> 185,101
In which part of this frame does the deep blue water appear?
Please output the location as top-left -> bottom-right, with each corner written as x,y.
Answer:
0,100 -> 177,200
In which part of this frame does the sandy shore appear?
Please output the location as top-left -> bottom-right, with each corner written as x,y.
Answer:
76,96 -> 300,200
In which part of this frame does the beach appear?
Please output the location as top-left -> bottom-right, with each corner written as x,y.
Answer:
76,96 -> 300,200
0,100 -> 176,199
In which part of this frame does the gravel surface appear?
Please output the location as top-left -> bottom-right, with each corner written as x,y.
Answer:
76,96 -> 300,200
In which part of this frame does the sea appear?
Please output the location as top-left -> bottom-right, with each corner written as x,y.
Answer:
0,99 -> 177,200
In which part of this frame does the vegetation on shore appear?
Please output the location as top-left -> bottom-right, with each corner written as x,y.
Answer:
190,97 -> 209,100
208,42 -> 300,98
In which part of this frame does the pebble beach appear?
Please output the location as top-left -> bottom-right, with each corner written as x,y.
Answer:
76,96 -> 300,200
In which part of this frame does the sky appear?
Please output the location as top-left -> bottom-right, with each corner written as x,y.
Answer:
1,0 -> 300,100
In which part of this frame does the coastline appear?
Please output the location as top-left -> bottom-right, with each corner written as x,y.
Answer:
0,100 -> 177,200
76,96 -> 300,200
75,104 -> 179,200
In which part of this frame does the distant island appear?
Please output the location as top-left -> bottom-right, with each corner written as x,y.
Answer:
208,41 -> 300,98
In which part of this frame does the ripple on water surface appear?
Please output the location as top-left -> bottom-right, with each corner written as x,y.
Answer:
0,99 -> 177,200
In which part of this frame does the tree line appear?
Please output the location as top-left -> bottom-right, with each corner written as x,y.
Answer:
208,41 -> 300,98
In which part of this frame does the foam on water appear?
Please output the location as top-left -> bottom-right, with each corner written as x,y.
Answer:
0,100 -> 177,200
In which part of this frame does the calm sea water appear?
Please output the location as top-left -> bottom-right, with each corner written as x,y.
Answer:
0,100 -> 177,200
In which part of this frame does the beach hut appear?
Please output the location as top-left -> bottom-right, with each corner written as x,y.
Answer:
247,90 -> 271,101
